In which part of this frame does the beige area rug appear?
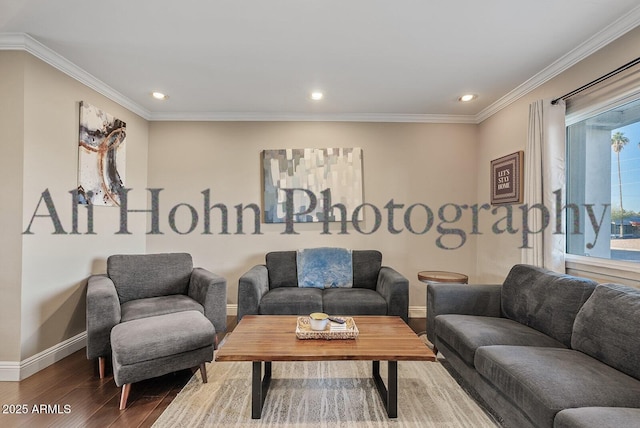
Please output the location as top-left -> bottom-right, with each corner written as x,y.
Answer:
152,357 -> 498,428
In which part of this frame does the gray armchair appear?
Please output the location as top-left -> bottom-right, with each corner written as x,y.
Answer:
86,253 -> 227,379
238,250 -> 409,322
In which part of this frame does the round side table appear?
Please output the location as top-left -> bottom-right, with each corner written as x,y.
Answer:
418,270 -> 468,284
417,270 -> 468,354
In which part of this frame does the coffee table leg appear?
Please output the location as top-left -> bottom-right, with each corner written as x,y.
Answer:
372,360 -> 398,418
252,361 -> 272,419
388,361 -> 397,417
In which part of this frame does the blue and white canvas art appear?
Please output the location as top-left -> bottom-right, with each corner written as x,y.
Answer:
262,148 -> 363,223
77,101 -> 126,206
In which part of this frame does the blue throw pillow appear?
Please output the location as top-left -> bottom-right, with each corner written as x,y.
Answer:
297,248 -> 353,289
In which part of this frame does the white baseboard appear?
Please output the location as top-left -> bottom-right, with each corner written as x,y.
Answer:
409,305 -> 427,318
0,332 -> 87,382
227,304 -> 238,316
227,304 -> 427,318
0,361 -> 21,381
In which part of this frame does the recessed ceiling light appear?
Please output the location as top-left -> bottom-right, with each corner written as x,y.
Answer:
152,91 -> 168,100
311,91 -> 324,101
458,94 -> 477,102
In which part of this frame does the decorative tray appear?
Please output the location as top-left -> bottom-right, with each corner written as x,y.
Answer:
296,316 -> 359,340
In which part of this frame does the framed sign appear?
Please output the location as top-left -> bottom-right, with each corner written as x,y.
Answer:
490,151 -> 523,205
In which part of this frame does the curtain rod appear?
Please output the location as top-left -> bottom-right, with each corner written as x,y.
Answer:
551,56 -> 640,105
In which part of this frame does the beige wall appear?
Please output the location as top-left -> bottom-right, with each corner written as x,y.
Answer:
0,52 -> 25,361
147,121 -> 478,309
1,52 -> 150,361
475,26 -> 640,283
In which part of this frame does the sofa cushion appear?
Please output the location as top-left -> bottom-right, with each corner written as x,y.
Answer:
259,287 -> 323,314
572,283 -> 640,380
108,253 -> 193,303
266,251 -> 297,288
297,247 -> 353,288
475,346 -> 640,428
111,310 -> 214,366
322,288 -> 387,315
352,250 -> 382,290
501,264 -> 597,347
554,407 -> 640,428
435,314 -> 565,366
120,295 -> 204,323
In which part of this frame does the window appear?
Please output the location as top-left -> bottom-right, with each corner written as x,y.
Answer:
566,96 -> 640,262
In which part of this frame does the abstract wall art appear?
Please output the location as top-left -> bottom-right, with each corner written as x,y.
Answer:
262,148 -> 364,223
77,101 -> 126,206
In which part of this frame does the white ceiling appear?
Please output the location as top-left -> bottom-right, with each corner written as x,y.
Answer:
1,0 -> 640,122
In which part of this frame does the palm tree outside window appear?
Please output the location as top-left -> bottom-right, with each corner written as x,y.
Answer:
611,131 -> 629,237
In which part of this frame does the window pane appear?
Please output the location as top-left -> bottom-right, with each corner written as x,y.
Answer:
566,97 -> 640,262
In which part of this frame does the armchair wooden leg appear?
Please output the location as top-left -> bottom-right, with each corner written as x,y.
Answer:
200,363 -> 208,383
98,357 -> 106,379
119,384 -> 131,410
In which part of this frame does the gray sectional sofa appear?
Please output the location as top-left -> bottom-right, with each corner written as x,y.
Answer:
237,250 -> 409,322
427,264 -> 640,428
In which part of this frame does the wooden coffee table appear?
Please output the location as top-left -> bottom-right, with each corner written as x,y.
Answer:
215,315 -> 436,419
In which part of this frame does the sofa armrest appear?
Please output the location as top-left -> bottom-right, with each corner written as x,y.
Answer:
189,268 -> 227,333
376,266 -> 409,323
238,265 -> 269,321
86,274 -> 121,359
426,283 -> 502,345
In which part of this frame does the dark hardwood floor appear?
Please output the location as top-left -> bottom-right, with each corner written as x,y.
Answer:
0,316 -> 426,427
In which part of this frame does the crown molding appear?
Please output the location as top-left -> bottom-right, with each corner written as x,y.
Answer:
475,4 -> 640,123
0,32 -> 26,49
1,32 -> 473,124
0,33 -> 151,120
4,5 -> 640,126
149,110 -> 478,123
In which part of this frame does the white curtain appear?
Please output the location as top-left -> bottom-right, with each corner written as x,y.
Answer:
521,99 -> 566,272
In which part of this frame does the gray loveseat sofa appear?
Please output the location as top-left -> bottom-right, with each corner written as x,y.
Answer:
427,264 -> 640,428
237,250 -> 409,322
